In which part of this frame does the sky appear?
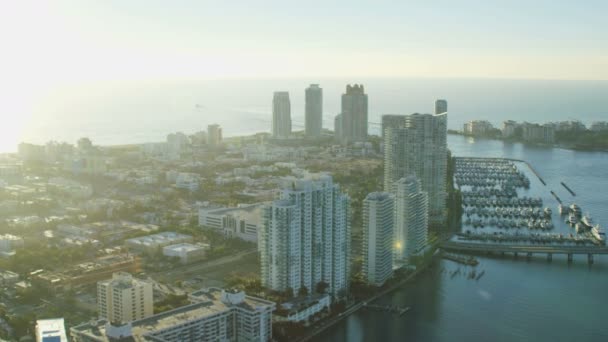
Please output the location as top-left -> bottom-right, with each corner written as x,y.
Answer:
0,0 -> 607,152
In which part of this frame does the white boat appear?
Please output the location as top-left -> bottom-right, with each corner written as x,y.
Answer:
568,214 -> 579,225
582,214 -> 594,227
570,204 -> 582,217
558,204 -> 568,215
592,225 -> 605,244
575,223 -> 586,233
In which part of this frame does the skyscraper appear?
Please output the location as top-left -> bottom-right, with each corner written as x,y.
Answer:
260,174 -> 350,298
97,272 -> 153,324
384,113 -> 448,226
393,176 -> 429,261
381,114 -> 407,140
272,91 -> 291,138
336,84 -> 368,144
305,84 -> 323,137
435,99 -> 448,115
362,192 -> 394,286
207,124 -> 222,146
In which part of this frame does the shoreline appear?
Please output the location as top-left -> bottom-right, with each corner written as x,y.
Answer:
297,253 -> 438,342
448,132 -> 608,153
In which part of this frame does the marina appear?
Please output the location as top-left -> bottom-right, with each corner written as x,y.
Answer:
453,157 -> 605,248
319,136 -> 608,342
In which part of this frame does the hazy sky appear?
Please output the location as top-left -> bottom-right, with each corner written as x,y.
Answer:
2,0 -> 608,86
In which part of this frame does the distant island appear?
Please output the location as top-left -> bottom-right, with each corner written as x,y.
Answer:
449,120 -> 608,152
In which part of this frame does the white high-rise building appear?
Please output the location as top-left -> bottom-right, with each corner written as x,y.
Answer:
362,192 -> 394,286
384,113 -> 447,225
260,174 -> 350,298
97,272 -> 153,324
393,176 -> 429,261
272,91 -> 292,138
305,84 -> 323,137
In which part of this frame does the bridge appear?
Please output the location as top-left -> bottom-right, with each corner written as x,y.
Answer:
441,241 -> 608,264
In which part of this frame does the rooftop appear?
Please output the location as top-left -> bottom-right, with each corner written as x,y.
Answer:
72,288 -> 275,341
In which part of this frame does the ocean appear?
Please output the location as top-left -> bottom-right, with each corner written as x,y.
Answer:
6,78 -> 608,152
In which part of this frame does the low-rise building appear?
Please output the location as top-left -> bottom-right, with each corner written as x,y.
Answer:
162,243 -> 209,264
464,120 -> 495,136
36,318 -> 68,342
590,121 -> 608,131
0,234 -> 24,257
71,288 -> 275,342
502,120 -> 521,138
47,177 -> 93,198
554,120 -> 587,132
32,253 -> 141,290
126,232 -> 193,253
0,270 -> 19,286
523,122 -> 555,144
199,204 -> 262,242
275,294 -> 331,323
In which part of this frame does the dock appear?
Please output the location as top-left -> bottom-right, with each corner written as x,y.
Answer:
441,252 -> 479,266
550,190 -> 562,204
561,182 -> 576,196
364,304 -> 411,316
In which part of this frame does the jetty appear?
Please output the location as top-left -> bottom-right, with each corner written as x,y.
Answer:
442,252 -> 479,266
550,190 -> 562,204
364,303 -> 411,316
561,181 -> 576,196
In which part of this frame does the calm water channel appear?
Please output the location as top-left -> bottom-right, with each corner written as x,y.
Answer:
318,135 -> 608,342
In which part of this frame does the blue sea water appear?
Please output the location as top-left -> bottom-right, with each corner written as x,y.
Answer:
14,78 -> 608,150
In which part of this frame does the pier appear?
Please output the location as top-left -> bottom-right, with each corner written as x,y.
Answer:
364,303 -> 411,316
441,252 -> 479,266
441,241 -> 608,264
561,181 -> 576,196
550,190 -> 562,204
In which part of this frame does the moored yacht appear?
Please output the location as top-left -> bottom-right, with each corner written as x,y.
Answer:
592,225 -> 605,245
570,204 -> 582,217
582,214 -> 594,227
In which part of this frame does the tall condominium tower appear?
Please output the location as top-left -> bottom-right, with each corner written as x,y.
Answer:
362,192 -> 394,286
207,124 -> 223,146
384,113 -> 448,226
260,174 -> 350,298
435,99 -> 448,115
393,176 -> 429,261
336,84 -> 368,144
381,114 -> 407,140
272,91 -> 292,138
97,272 -> 153,324
305,84 -> 323,137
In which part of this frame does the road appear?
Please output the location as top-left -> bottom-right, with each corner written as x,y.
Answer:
151,248 -> 258,281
